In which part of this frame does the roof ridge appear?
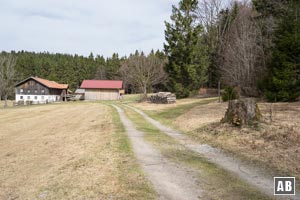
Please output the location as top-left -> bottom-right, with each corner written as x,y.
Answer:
80,80 -> 123,89
33,77 -> 68,89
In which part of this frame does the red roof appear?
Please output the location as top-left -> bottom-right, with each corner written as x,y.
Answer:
80,80 -> 123,89
15,76 -> 68,89
34,77 -> 68,89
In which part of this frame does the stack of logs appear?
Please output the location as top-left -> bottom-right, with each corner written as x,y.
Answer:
149,92 -> 176,104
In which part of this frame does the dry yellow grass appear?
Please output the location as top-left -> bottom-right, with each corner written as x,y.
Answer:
131,97 -> 217,111
171,101 -> 300,178
0,100 -> 14,107
133,98 -> 300,178
174,102 -> 227,132
172,101 -> 300,134
0,102 -> 153,199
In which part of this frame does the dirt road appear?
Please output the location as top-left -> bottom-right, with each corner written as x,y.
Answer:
112,105 -> 203,200
124,104 -> 300,200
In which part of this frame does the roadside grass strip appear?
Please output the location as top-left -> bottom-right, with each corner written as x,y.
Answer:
110,107 -> 156,199
138,98 -> 217,126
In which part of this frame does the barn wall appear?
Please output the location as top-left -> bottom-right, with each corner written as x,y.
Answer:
84,89 -> 119,100
16,79 -> 50,95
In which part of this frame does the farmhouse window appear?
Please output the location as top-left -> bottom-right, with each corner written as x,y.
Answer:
27,90 -> 30,93
34,96 -> 37,100
41,89 -> 45,93
27,96 -> 30,99
20,96 -> 23,99
41,96 -> 44,100
20,89 -> 23,93
35,90 -> 37,93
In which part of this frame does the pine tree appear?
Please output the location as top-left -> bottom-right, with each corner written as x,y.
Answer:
164,0 -> 209,98
264,1 -> 300,101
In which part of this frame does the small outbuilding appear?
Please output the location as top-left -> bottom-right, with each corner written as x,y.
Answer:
74,88 -> 85,100
80,80 -> 123,100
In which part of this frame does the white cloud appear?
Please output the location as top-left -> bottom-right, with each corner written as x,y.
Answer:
0,0 -> 179,57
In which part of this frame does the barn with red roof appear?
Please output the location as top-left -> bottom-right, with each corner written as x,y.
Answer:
80,80 -> 123,100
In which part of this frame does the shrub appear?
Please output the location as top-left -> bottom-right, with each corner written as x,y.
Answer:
174,83 -> 190,98
222,86 -> 238,102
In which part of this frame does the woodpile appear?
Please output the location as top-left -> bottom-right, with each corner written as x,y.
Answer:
149,92 -> 176,104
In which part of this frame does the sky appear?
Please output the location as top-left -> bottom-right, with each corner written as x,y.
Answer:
0,0 -> 179,57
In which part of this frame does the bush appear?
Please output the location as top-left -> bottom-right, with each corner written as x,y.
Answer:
174,83 -> 190,98
222,87 -> 239,102
189,90 -> 199,97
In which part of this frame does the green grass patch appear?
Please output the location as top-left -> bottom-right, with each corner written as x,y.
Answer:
144,98 -> 217,126
121,94 -> 142,103
120,104 -> 272,200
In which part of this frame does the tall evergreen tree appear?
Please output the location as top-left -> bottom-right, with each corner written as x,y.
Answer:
252,0 -> 289,76
264,1 -> 300,101
106,53 -> 120,79
164,0 -> 209,98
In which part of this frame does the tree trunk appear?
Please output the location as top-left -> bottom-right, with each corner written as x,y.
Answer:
218,81 -> 221,103
4,94 -> 8,108
139,85 -> 148,102
221,98 -> 261,126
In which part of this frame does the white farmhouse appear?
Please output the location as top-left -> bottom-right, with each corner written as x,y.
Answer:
15,76 -> 68,104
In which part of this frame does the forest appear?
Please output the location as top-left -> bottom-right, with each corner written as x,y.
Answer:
0,0 -> 299,102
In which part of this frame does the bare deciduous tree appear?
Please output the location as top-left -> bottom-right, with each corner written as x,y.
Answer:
0,54 -> 17,107
196,0 -> 231,87
197,0 -> 223,35
220,2 -> 265,96
94,65 -> 107,80
118,62 -> 130,93
120,54 -> 167,100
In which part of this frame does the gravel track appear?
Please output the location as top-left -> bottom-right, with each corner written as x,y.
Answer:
112,105 -> 202,200
124,104 -> 300,200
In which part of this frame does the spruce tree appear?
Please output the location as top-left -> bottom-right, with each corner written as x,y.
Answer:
264,1 -> 300,101
164,0 -> 208,98
106,53 -> 120,80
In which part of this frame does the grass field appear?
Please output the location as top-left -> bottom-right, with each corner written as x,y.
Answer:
0,102 -> 154,199
0,100 -> 14,107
